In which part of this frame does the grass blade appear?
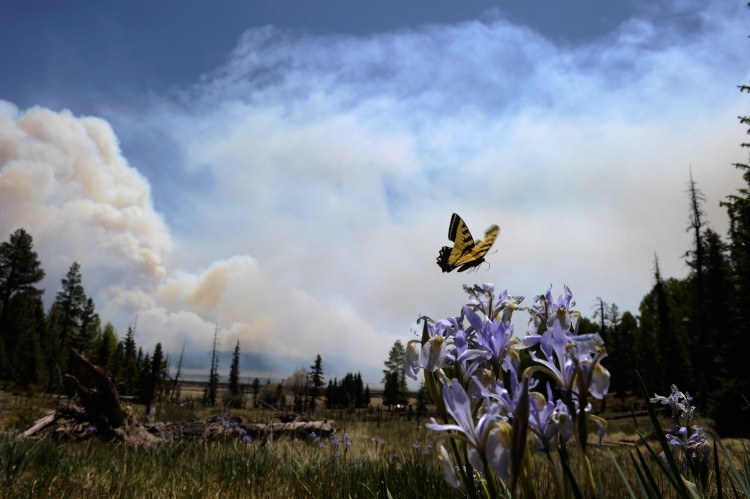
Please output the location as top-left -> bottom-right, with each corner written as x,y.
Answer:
628,449 -> 657,498
609,451 -> 638,499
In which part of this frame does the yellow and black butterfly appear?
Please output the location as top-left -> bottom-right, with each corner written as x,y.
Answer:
437,213 -> 499,273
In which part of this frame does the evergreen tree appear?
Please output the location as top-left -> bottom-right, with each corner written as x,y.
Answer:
308,354 -> 325,410
714,72 -> 750,435
325,379 -> 337,408
75,297 -> 100,358
0,228 -> 45,380
203,326 -> 219,406
612,310 -> 637,397
684,172 -> 710,399
141,343 -> 165,411
354,372 -> 365,408
94,322 -> 118,372
382,340 -> 408,408
640,257 -> 691,390
53,262 -> 86,354
121,326 -> 138,395
8,292 -> 47,389
227,340 -> 242,408
362,384 -> 371,407
49,262 -> 89,386
0,228 -> 45,328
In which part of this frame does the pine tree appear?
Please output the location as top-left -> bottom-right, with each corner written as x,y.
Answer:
362,384 -> 371,407
54,262 -> 87,353
75,297 -> 100,358
308,354 -> 325,410
9,293 -> 47,389
0,228 -> 45,328
652,257 -> 691,389
227,340 -> 242,408
203,326 -> 219,406
613,311 -> 637,396
0,228 -> 46,380
325,379 -> 337,408
684,172 -> 711,400
382,340 -> 408,407
94,322 -> 118,371
714,68 -> 750,435
121,326 -> 138,395
141,343 -> 165,412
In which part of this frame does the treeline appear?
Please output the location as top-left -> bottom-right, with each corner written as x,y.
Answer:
580,83 -> 750,436
0,232 -> 168,406
325,372 -> 371,409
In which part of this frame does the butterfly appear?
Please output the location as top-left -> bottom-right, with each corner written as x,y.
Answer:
437,213 -> 499,273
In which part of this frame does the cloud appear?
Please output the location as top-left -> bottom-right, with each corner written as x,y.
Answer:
1,1 -> 748,385
0,101 -> 171,294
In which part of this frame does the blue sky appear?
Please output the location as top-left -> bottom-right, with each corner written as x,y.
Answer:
1,1 -> 748,385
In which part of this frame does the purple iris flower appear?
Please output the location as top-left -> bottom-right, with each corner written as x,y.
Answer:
427,380 -> 512,480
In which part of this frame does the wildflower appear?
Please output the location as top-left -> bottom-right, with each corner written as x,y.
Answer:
463,283 -> 524,323
527,387 -> 573,452
426,380 -> 512,480
461,306 -> 521,375
405,317 -> 454,381
309,431 -> 321,446
567,333 -> 610,400
435,444 -> 460,487
652,385 -> 709,470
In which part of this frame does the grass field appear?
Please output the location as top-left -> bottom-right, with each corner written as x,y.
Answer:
0,391 -> 748,498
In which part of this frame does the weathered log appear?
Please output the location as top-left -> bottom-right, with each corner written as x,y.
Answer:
22,352 -> 334,446
146,415 -> 335,442
20,410 -> 57,439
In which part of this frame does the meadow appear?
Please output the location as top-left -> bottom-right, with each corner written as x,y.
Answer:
0,389 -> 748,498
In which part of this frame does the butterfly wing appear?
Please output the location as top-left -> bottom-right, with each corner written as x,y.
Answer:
437,214 -> 476,272
437,213 -> 498,273
452,224 -> 499,272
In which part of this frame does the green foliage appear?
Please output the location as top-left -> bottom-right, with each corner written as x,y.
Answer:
325,372 -> 369,409
227,340 -> 243,409
382,340 -> 408,407
0,228 -> 46,389
308,353 -> 325,409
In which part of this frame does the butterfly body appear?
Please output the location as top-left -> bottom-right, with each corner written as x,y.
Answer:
437,213 -> 499,273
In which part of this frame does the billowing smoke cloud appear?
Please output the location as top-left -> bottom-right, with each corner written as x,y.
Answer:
0,101 -> 171,295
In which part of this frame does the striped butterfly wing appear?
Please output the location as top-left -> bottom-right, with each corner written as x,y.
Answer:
452,224 -> 499,272
436,213 -> 499,272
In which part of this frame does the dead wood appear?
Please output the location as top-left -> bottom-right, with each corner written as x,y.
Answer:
147,415 -> 336,442
21,351 -> 335,446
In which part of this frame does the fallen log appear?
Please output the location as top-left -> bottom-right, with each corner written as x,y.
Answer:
147,415 -> 336,442
21,350 -> 335,445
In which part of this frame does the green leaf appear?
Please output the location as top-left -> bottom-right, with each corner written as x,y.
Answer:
609,451 -> 638,499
